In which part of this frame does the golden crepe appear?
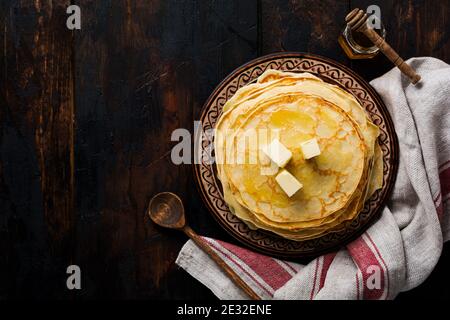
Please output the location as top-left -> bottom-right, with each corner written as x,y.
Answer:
214,69 -> 383,241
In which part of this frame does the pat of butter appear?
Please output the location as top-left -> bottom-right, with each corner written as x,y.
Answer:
259,149 -> 279,176
260,161 -> 279,176
300,138 -> 321,159
275,170 -> 303,197
261,139 -> 292,168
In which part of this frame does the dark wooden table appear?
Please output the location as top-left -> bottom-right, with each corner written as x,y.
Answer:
1,0 -> 449,299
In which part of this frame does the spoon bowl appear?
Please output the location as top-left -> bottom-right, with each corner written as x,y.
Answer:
148,192 -> 186,229
147,191 -> 261,300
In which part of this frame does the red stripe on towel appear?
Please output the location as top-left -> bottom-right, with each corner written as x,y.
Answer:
434,193 -> 444,220
347,236 -> 386,300
439,160 -> 450,170
279,261 -> 299,274
319,253 -> 337,290
355,273 -> 360,300
437,200 -> 444,218
204,239 -> 272,297
439,166 -> 450,197
310,258 -> 320,300
366,234 -> 390,300
216,239 -> 292,291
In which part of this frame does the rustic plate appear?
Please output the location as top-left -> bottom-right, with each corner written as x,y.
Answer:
194,52 -> 399,259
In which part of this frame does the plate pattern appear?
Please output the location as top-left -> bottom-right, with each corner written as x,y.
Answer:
194,53 -> 399,259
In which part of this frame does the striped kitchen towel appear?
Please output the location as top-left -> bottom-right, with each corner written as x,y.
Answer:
176,57 -> 450,300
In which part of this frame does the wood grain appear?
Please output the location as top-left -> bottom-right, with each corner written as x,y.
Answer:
0,0 -> 74,298
73,0 -> 257,299
259,0 -> 349,62
350,0 -> 450,80
0,0 -> 449,299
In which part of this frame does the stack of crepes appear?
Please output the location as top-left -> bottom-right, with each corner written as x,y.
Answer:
214,69 -> 384,241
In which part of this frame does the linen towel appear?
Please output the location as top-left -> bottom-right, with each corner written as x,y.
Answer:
176,57 -> 450,299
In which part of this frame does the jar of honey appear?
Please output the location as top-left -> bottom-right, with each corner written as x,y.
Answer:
338,16 -> 386,59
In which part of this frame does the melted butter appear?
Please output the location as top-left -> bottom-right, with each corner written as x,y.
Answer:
258,183 -> 274,202
242,166 -> 266,193
269,109 -> 315,132
281,131 -> 313,149
292,165 -> 321,198
270,191 -> 290,208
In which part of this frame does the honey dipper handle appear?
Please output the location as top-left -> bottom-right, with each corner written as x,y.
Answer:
182,225 -> 261,300
363,27 -> 421,84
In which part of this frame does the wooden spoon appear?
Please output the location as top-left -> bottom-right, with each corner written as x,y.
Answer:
148,192 -> 261,300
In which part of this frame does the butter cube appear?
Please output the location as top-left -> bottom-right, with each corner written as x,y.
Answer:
261,139 -> 292,168
259,149 -> 279,176
258,149 -> 271,166
300,138 -> 321,159
275,170 -> 303,197
260,161 -> 279,176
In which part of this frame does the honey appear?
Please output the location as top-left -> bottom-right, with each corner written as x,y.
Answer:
339,20 -> 386,59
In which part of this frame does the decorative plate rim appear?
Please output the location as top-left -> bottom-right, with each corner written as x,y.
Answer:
193,52 -> 399,260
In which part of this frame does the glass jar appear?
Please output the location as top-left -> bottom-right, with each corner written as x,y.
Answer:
338,16 -> 386,59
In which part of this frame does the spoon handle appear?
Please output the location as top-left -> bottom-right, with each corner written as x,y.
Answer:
182,225 -> 261,300
363,27 -> 421,84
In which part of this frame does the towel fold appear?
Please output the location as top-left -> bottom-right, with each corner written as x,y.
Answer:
176,57 -> 450,299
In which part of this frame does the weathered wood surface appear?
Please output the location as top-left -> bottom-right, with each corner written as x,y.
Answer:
0,0 -> 75,299
0,0 -> 449,299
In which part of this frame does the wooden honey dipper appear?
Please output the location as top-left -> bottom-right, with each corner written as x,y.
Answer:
346,8 -> 421,84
